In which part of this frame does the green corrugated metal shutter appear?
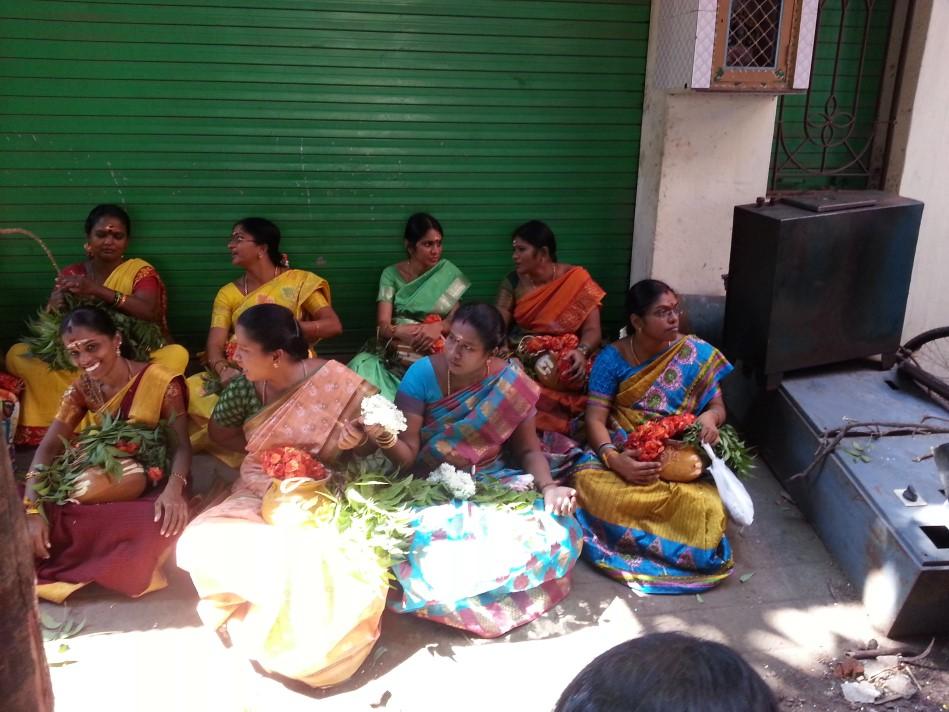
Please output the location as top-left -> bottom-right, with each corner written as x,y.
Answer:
769,0 -> 894,191
0,0 -> 649,357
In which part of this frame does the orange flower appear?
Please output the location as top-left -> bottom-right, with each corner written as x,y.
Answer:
261,446 -> 327,481
115,440 -> 140,455
147,467 -> 164,482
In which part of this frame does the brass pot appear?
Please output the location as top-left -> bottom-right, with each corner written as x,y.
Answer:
658,441 -> 707,483
261,476 -> 335,527
72,458 -> 146,504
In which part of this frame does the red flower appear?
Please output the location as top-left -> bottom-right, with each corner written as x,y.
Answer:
115,440 -> 140,455
261,446 -> 327,481
147,467 -> 164,482
224,341 -> 238,362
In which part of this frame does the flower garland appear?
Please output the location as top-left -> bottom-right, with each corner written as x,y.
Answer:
624,413 -> 754,476
261,446 -> 327,481
422,314 -> 445,353
517,333 -> 592,390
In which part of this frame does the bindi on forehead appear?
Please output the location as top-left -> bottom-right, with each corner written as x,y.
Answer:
65,338 -> 94,349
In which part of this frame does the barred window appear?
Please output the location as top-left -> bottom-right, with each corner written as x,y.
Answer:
726,0 -> 786,69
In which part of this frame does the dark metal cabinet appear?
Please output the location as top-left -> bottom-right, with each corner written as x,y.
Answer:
724,191 -> 923,387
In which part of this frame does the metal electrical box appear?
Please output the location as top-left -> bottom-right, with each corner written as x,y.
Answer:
724,191 -> 923,388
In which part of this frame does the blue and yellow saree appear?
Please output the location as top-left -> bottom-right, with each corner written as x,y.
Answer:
573,336 -> 735,594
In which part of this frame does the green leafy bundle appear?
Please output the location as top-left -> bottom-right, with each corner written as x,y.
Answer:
30,412 -> 173,506
682,423 -> 755,477
24,294 -> 166,371
333,459 -> 540,568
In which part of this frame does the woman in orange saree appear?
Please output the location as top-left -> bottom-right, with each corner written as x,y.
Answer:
6,204 -> 188,444
177,304 -> 386,689
21,307 -> 191,603
496,220 -> 605,434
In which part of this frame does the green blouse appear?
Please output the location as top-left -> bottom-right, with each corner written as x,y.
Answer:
211,374 -> 262,427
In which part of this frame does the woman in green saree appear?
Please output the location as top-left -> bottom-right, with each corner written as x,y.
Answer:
348,213 -> 469,400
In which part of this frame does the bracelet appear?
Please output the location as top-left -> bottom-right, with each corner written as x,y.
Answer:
540,482 -> 559,491
23,496 -> 41,515
118,293 -> 128,307
25,469 -> 42,481
211,359 -> 227,373
112,290 -> 122,306
356,432 -> 369,447
595,442 -> 617,457
170,472 -> 188,485
375,431 -> 397,449
602,448 -> 618,468
577,343 -> 592,357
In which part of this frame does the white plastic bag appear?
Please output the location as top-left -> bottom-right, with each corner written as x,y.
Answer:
701,442 -> 755,527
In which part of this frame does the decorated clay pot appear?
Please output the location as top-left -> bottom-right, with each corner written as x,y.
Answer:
658,441 -> 707,483
72,458 -> 146,504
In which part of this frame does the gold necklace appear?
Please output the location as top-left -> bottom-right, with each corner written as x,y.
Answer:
243,264 -> 280,296
447,361 -> 489,396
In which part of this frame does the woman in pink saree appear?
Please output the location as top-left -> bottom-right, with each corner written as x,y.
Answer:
176,304 -> 384,688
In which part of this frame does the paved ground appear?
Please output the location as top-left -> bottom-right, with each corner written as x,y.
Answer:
38,457 -> 948,712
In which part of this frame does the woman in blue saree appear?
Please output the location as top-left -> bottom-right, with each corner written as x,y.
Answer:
358,303 -> 581,637
573,280 -> 734,594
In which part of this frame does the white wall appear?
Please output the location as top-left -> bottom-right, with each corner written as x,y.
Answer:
631,4 -> 777,295
886,1 -> 949,338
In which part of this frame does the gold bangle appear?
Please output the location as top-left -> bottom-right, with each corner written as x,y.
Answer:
376,431 -> 397,449
170,472 -> 188,484
25,470 -> 42,481
23,496 -> 41,515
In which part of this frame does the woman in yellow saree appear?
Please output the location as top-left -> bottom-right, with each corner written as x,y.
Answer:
186,217 -> 343,466
177,304 -> 386,688
573,280 -> 734,594
349,213 -> 470,400
6,204 -> 188,444
21,307 -> 191,603
496,220 -> 605,435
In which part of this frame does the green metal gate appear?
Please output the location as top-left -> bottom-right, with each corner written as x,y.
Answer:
769,0 -> 900,192
0,0 -> 650,356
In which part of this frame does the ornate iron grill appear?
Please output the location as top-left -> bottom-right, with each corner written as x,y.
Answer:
769,0 -> 902,192
726,0 -> 785,68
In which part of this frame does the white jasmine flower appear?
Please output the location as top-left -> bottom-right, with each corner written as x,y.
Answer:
427,463 -> 476,500
507,474 -> 535,492
361,394 -> 408,436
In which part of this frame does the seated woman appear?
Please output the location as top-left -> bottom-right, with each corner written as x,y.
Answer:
572,279 -> 734,594
21,307 -> 190,603
349,212 -> 470,400
495,220 -> 604,434
360,302 -> 582,637
6,204 -> 188,445
177,304 -> 386,689
186,217 -> 343,466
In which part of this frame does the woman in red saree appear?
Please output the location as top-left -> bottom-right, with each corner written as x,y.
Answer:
496,220 -> 605,434
6,204 -> 188,445
21,307 -> 191,603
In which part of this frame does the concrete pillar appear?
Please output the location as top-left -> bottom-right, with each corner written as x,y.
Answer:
884,1 -> 949,338
631,2 -> 778,297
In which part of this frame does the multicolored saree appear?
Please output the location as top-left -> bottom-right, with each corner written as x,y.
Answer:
177,361 -> 388,689
499,265 -> 605,434
573,336 -> 735,594
390,360 -> 583,637
6,258 -> 188,444
349,259 -> 469,401
34,363 -> 185,603
186,268 -> 332,466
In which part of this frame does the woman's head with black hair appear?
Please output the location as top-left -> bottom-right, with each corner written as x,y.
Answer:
512,219 -> 558,263
84,204 -> 131,239
450,302 -> 506,353
444,302 -> 506,379
60,306 -> 131,373
232,217 -> 285,267
403,212 -> 444,270
555,633 -> 777,712
234,304 -> 308,380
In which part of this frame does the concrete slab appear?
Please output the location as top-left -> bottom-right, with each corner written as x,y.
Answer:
38,458 -> 947,711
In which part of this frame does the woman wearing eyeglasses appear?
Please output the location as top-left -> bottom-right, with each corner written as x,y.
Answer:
571,279 -> 735,594
186,217 -> 343,465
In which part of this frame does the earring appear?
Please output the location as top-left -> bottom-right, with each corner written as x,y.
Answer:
272,360 -> 279,369
84,244 -> 92,256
